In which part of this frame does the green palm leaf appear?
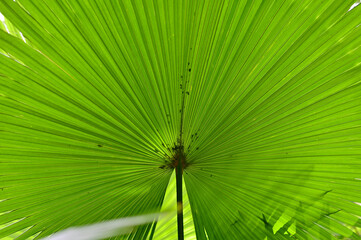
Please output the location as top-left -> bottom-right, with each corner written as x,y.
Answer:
1,0 -> 361,239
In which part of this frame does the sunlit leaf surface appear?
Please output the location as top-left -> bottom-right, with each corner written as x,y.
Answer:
1,0 -> 361,239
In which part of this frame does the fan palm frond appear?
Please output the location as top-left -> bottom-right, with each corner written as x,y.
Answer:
1,0 -> 361,239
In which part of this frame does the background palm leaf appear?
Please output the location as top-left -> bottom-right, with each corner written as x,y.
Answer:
1,0 -> 361,239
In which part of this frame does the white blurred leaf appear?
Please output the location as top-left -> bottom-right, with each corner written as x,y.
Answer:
40,213 -> 165,240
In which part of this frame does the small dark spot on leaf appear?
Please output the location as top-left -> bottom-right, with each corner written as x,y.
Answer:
188,68 -> 191,72
259,213 -> 272,228
97,144 -> 102,147
186,91 -> 189,95
196,147 -> 199,150
325,209 -> 341,216
159,165 -> 166,169
321,189 -> 333,196
237,210 -> 243,218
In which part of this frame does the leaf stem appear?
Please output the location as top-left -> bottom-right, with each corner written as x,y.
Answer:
176,155 -> 184,240
175,64 -> 188,240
